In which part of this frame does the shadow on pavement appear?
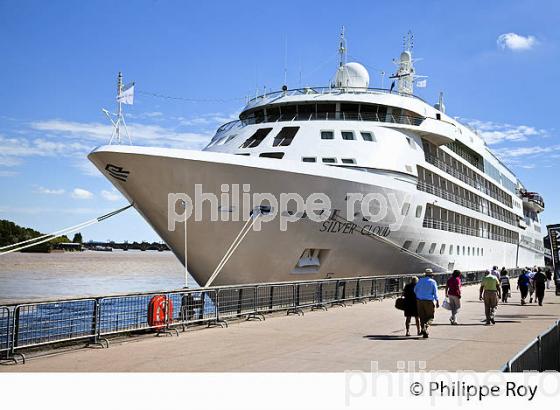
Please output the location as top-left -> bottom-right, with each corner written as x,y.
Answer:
363,335 -> 422,341
494,313 -> 557,319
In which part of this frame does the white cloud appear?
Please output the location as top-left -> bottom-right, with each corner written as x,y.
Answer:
462,117 -> 559,169
127,111 -> 164,119
71,188 -> 94,200
493,145 -> 560,159
0,206 -> 110,215
497,33 -> 537,51
0,134 -> 90,165
31,119 -> 211,148
0,116 -> 218,177
0,157 -> 22,167
463,119 -> 547,145
0,170 -> 18,177
101,189 -> 122,201
35,186 -> 65,195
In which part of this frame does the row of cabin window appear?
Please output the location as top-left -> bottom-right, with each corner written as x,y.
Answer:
403,240 -> 484,257
241,103 -> 419,123
302,157 -> 356,164
239,126 -> 376,149
241,127 -> 299,148
321,130 -> 375,141
238,152 -> 357,164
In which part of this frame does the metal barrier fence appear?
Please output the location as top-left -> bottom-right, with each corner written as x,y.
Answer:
0,269 -> 523,364
0,307 -> 10,357
503,320 -> 560,372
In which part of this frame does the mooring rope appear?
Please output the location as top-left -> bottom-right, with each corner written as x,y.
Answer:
0,204 -> 134,256
204,212 -> 261,287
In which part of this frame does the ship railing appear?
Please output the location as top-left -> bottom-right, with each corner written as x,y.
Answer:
245,86 -> 429,106
502,320 -> 560,372
422,218 -> 517,244
424,154 -> 513,208
417,181 -> 517,227
212,111 -> 425,140
1,269 -> 528,364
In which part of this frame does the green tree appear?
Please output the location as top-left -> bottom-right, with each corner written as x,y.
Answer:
72,232 -> 83,243
49,235 -> 70,245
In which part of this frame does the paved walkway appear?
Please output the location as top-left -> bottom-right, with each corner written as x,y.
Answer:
2,284 -> 559,372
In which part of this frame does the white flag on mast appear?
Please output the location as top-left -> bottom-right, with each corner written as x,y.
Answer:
416,79 -> 427,88
117,82 -> 135,105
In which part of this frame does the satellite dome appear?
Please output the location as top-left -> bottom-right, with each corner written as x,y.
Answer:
333,62 -> 370,89
400,50 -> 412,63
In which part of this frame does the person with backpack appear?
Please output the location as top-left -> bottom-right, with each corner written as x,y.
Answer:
517,269 -> 531,305
500,269 -> 511,303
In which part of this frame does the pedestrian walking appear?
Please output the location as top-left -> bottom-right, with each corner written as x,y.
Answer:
479,270 -> 501,325
402,276 -> 420,336
546,268 -> 553,289
500,269 -> 511,303
414,268 -> 440,338
445,270 -> 462,325
528,268 -> 536,303
517,269 -> 531,305
491,266 -> 500,280
533,268 -> 547,306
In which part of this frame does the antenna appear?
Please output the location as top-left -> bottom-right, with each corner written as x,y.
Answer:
116,72 -> 124,143
283,35 -> 288,88
403,30 -> 414,52
338,26 -> 347,67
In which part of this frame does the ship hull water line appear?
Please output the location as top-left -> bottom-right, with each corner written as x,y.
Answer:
89,32 -> 544,287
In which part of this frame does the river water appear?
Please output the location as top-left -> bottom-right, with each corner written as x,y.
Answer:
0,251 -> 197,304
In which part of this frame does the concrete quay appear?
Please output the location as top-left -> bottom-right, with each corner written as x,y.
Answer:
2,283 -> 559,372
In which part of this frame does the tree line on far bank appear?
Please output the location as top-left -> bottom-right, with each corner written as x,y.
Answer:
0,219 -> 82,252
0,219 -> 168,252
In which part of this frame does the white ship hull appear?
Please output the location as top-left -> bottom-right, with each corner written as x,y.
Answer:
89,145 -> 541,286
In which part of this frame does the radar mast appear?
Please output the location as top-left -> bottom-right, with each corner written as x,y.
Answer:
390,31 -> 421,94
103,72 -> 134,144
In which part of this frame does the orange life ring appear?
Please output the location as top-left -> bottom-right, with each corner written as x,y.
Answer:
148,295 -> 173,330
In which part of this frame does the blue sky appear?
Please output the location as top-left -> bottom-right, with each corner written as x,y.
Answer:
0,0 -> 559,241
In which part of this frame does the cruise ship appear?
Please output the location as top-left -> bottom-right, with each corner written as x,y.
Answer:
89,31 -> 545,286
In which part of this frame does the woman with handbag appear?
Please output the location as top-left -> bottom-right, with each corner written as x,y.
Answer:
403,276 -> 420,336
